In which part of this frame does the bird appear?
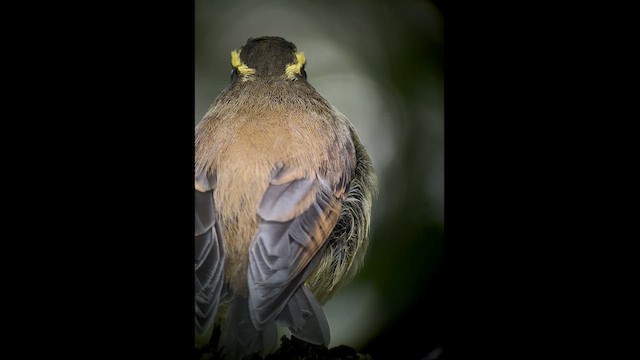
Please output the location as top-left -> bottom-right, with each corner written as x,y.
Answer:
194,36 -> 377,359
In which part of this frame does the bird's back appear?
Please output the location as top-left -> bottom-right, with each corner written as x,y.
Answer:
195,84 -> 356,294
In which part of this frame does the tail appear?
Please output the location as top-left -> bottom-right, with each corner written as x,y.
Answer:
218,295 -> 278,359
218,285 -> 330,359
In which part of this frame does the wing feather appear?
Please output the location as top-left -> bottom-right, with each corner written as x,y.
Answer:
194,172 -> 225,346
247,171 -> 342,339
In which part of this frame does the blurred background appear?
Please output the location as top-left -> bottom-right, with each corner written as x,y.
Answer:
195,0 -> 443,358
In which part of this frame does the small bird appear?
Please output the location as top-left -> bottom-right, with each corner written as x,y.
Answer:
195,36 -> 377,358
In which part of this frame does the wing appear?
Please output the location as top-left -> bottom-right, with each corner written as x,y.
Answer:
247,167 -> 345,345
194,172 -> 225,347
305,125 -> 377,304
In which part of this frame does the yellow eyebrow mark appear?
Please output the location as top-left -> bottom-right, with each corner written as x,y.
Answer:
230,49 -> 256,81
285,51 -> 305,80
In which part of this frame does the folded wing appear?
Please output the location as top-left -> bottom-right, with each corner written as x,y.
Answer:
195,173 -> 225,347
248,168 -> 344,345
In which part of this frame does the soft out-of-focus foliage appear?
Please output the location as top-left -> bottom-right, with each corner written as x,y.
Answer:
196,0 -> 443,357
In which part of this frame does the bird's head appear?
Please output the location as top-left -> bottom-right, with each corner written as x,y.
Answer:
230,36 -> 307,83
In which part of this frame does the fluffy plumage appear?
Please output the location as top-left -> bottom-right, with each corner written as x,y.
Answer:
195,36 -> 376,358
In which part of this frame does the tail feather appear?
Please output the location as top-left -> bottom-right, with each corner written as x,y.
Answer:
219,295 -> 278,359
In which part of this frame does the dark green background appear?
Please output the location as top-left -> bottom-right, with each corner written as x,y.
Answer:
196,1 -> 444,358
